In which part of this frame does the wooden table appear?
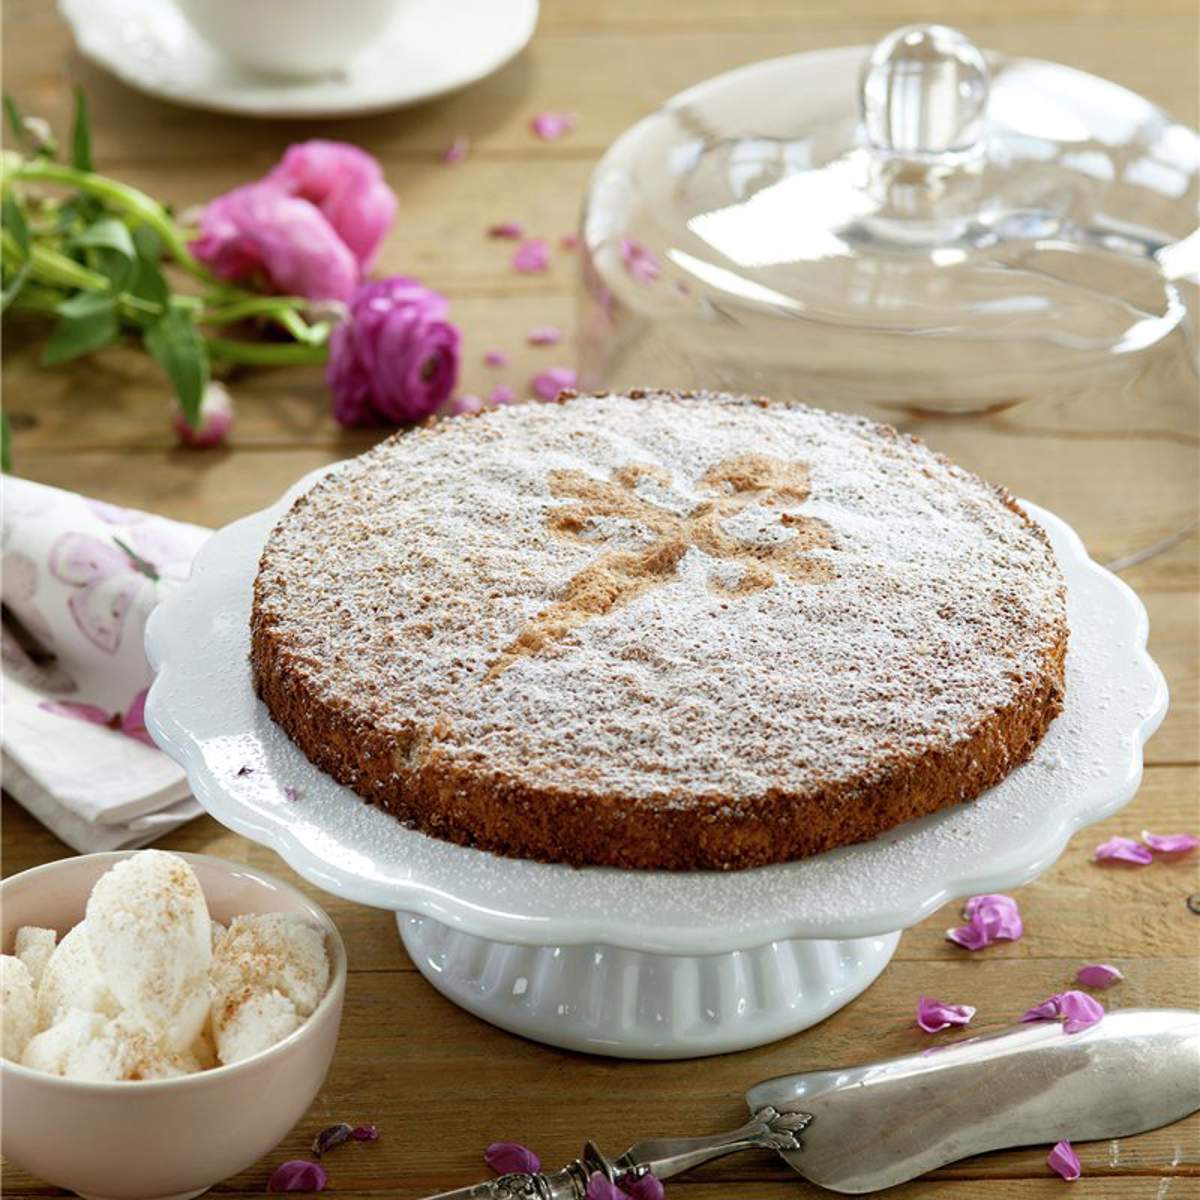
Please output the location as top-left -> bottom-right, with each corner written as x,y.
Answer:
3,2 -> 1198,1196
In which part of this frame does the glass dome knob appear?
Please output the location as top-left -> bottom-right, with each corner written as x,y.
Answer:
859,24 -> 991,159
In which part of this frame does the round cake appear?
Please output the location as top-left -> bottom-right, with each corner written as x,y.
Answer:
251,390 -> 1068,870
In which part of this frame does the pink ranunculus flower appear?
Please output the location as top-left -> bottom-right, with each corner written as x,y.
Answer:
267,140 -> 397,272
190,181 -> 358,301
327,276 -> 460,426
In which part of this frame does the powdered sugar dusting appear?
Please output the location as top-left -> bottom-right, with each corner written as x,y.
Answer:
255,392 -> 1065,808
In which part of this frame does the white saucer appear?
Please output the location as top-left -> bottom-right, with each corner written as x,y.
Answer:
145,474 -> 1167,1056
59,0 -> 539,119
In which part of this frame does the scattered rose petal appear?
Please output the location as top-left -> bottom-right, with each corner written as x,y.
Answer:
916,996 -> 976,1033
621,1173 -> 664,1200
488,385 -> 516,406
532,367 -> 577,402
1076,963 -> 1123,988
449,394 -> 483,416
946,893 -> 1023,950
485,1142 -> 541,1174
1021,990 -> 1104,1034
620,236 -> 661,283
1142,830 -> 1200,855
1047,1140 -> 1081,1181
443,135 -> 470,165
284,786 -> 300,802
513,238 -> 551,274
352,1124 -> 379,1142
530,111 -> 577,140
561,232 -> 579,251
484,349 -> 509,367
1093,836 -> 1154,865
312,1124 -> 353,1157
585,1174 -> 625,1200
488,222 -> 524,239
527,325 -> 562,346
267,1160 -> 328,1192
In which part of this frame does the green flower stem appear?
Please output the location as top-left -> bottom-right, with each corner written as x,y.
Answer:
199,295 -> 324,344
206,336 -> 328,366
5,157 -> 211,284
1,227 -> 109,291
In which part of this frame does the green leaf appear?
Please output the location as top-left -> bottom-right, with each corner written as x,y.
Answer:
0,410 -> 11,473
70,87 -> 93,173
56,289 -> 115,318
73,216 -> 136,292
1,261 -> 32,312
3,94 -> 27,150
145,308 -> 208,425
128,222 -> 169,310
41,302 -> 119,365
2,191 -> 30,255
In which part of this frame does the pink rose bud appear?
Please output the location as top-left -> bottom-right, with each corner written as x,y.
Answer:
267,140 -> 397,272
191,181 -> 358,301
1047,1140 -> 1081,1181
172,381 -> 234,449
327,276 -> 460,426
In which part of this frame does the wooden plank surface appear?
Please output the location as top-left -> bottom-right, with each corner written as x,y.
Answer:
2,0 -> 1198,1197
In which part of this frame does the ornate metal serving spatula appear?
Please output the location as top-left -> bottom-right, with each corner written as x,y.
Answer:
422,1008 -> 1199,1197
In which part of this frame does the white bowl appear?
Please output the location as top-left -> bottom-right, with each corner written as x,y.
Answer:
0,851 -> 347,1200
174,0 -> 404,78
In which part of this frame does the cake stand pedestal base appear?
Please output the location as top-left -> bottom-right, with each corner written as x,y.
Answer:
398,914 -> 901,1059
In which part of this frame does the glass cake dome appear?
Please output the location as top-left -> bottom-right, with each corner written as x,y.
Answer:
577,25 -> 1199,565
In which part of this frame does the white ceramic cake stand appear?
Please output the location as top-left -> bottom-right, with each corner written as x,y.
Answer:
144,469 -> 1167,1059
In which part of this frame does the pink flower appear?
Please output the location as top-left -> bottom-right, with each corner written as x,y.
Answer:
39,689 -> 155,748
946,893 -> 1023,950
1142,830 -> 1200,855
1076,963 -> 1123,988
485,1142 -> 541,1174
530,110 -> 577,140
450,394 -> 483,416
513,238 -> 551,274
620,236 -> 661,283
443,135 -> 470,165
1047,1140 -> 1081,1181
1021,990 -> 1104,1034
488,384 -> 515,406
916,996 -> 976,1033
327,277 -> 460,426
267,1160 -> 327,1192
484,349 -> 509,367
488,222 -> 525,240
191,181 -> 358,301
267,140 -> 397,272
527,325 -> 562,346
1093,836 -> 1153,865
532,367 -> 576,402
172,381 -> 233,449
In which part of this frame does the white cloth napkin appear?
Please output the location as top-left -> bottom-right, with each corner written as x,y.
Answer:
2,477 -> 209,851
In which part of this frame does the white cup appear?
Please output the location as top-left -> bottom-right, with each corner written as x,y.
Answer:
174,0 -> 405,78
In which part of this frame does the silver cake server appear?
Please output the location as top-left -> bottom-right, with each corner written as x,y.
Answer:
422,1008 -> 1199,1197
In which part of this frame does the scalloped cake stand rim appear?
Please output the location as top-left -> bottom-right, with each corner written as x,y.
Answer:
145,467 -> 1168,956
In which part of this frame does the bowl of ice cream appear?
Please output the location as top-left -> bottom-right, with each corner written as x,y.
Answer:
0,850 -> 346,1200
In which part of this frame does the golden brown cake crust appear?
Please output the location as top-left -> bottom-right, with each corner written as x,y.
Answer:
250,390 -> 1068,871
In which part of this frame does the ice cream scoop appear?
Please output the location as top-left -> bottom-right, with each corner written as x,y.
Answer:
1,955 -> 37,1061
13,927 -> 56,989
36,924 -> 121,1029
209,913 -> 330,1065
21,1009 -> 199,1082
85,850 -> 212,1052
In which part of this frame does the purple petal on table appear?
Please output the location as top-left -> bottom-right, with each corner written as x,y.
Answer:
619,236 -> 661,282
1142,830 -> 1200,855
488,222 -> 525,239
1093,836 -> 1153,865
484,349 -> 509,367
485,1142 -> 541,1174
267,1160 -> 328,1192
916,995 -> 976,1033
512,238 -> 552,274
527,325 -> 562,346
311,1124 -> 353,1157
946,893 -> 1023,949
622,1171 -> 664,1200
488,385 -> 516,406
1047,1140 -> 1081,1181
351,1124 -> 380,1142
532,367 -> 577,402
530,111 -> 577,140
1075,963 -> 1123,988
1057,990 -> 1105,1033
450,394 -> 484,416
584,1173 -> 626,1200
